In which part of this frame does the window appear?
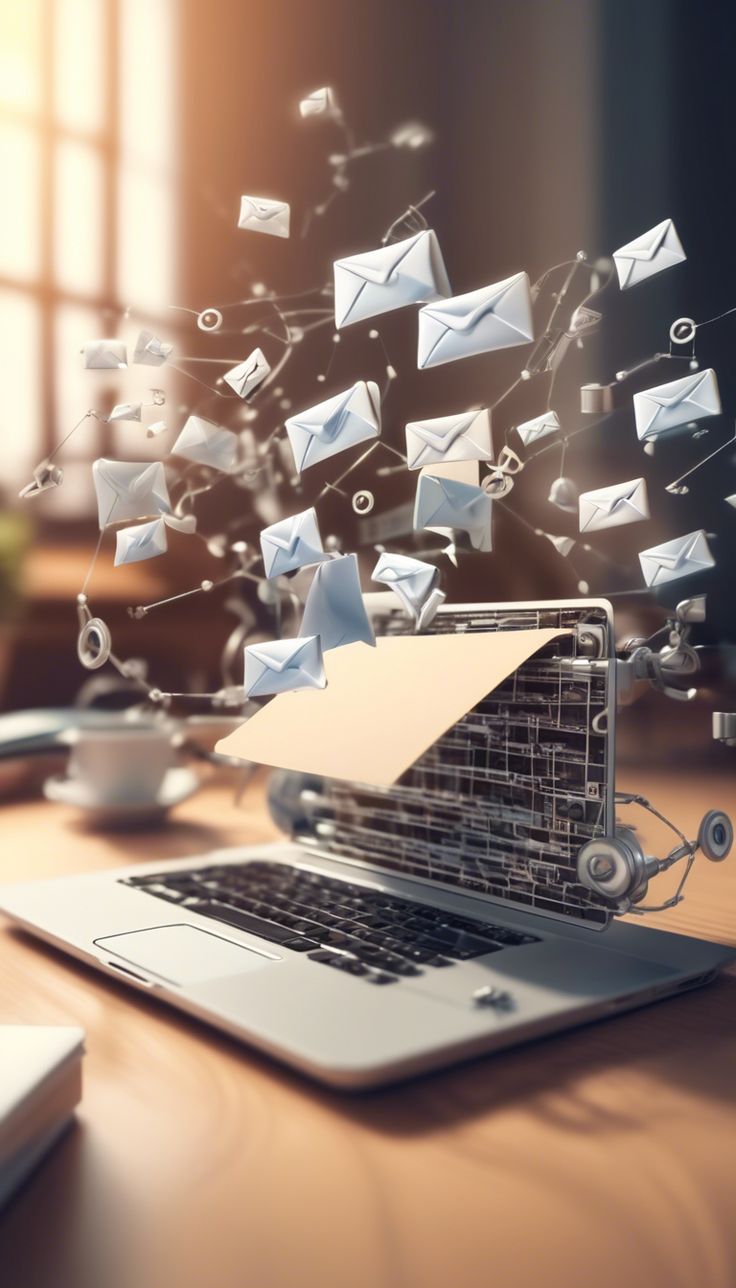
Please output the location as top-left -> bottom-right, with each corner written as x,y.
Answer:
0,0 -> 178,516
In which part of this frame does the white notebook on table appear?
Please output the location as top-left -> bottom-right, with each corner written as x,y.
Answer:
0,1026 -> 85,1209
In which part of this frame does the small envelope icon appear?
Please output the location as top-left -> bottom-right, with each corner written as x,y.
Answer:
299,554 -> 375,651
405,408 -> 492,471
578,478 -> 649,533
171,415 -> 240,473
224,348 -> 271,400
238,195 -> 290,239
82,339 -> 127,369
299,87 -> 338,118
106,403 -> 142,423
414,473 -> 492,552
613,218 -> 686,290
515,410 -> 560,448
260,507 -> 327,579
244,636 -> 326,698
285,380 -> 381,473
633,368 -> 721,441
333,229 -> 450,329
92,459 -> 170,529
417,271 -> 534,369
639,530 -> 715,588
133,330 -> 173,366
372,552 -> 446,629
114,518 -> 168,566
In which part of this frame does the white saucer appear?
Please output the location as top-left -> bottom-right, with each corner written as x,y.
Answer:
43,767 -> 200,826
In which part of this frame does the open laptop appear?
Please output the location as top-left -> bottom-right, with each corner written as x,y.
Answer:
1,599 -> 733,1089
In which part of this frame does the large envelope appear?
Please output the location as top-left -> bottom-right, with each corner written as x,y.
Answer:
578,478 -> 649,533
638,530 -> 715,587
417,271 -> 534,369
371,552 -> 445,629
414,473 -> 492,552
171,416 -> 239,473
515,410 -> 560,448
633,368 -> 720,441
405,408 -> 492,471
238,195 -> 290,239
260,507 -> 327,579
299,86 -> 338,118
133,330 -> 172,366
613,218 -> 686,290
244,636 -> 326,698
285,380 -> 381,473
333,230 -> 450,329
217,628 -> 569,787
82,340 -> 127,369
92,459 -> 170,529
114,517 -> 168,566
299,554 -> 375,651
224,348 -> 271,400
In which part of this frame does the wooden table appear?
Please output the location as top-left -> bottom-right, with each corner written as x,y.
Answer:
1,768 -> 735,1288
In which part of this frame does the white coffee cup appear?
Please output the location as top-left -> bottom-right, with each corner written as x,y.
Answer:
66,727 -> 175,804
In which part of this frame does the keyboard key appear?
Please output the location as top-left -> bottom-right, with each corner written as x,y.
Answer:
190,901 -> 296,945
283,937 -> 321,952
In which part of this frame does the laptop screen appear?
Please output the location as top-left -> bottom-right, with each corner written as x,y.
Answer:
300,601 -> 615,928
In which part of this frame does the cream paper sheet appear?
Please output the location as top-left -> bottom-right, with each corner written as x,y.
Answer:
216,627 -> 568,788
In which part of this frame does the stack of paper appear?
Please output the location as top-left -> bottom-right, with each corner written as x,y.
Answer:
0,1026 -> 84,1209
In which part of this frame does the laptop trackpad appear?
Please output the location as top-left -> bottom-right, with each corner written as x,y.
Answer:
95,924 -> 279,986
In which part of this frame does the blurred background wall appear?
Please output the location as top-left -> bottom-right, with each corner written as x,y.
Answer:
0,0 -> 734,766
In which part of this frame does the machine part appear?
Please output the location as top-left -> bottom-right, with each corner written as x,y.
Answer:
352,489 -> 375,515
669,317 -> 696,346
77,617 -> 113,670
713,712 -> 736,747
197,308 -> 223,332
580,383 -> 615,415
698,810 -> 733,861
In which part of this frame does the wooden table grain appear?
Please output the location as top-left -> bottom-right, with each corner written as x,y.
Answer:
1,767 -> 735,1288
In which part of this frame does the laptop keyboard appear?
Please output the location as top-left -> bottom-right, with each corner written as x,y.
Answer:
121,860 -> 540,986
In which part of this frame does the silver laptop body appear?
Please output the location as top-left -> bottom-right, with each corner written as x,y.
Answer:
1,599 -> 732,1089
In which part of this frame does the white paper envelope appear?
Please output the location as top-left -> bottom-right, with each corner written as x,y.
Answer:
299,87 -> 338,118
244,636 -> 326,698
417,271 -> 534,369
613,218 -> 686,290
106,403 -> 142,423
224,348 -> 271,400
238,196 -> 290,239
260,507 -> 327,579
414,473 -> 492,552
114,517 -> 168,566
578,478 -> 649,533
285,380 -> 381,473
633,368 -> 721,441
638,530 -> 715,587
92,459 -> 170,529
405,408 -> 492,471
299,554 -> 375,651
82,340 -> 127,369
171,415 -> 239,473
372,552 -> 446,629
133,330 -> 173,366
514,410 -> 560,449
333,230 -> 451,329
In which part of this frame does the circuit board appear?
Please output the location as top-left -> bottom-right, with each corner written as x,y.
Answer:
301,602 -> 615,927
